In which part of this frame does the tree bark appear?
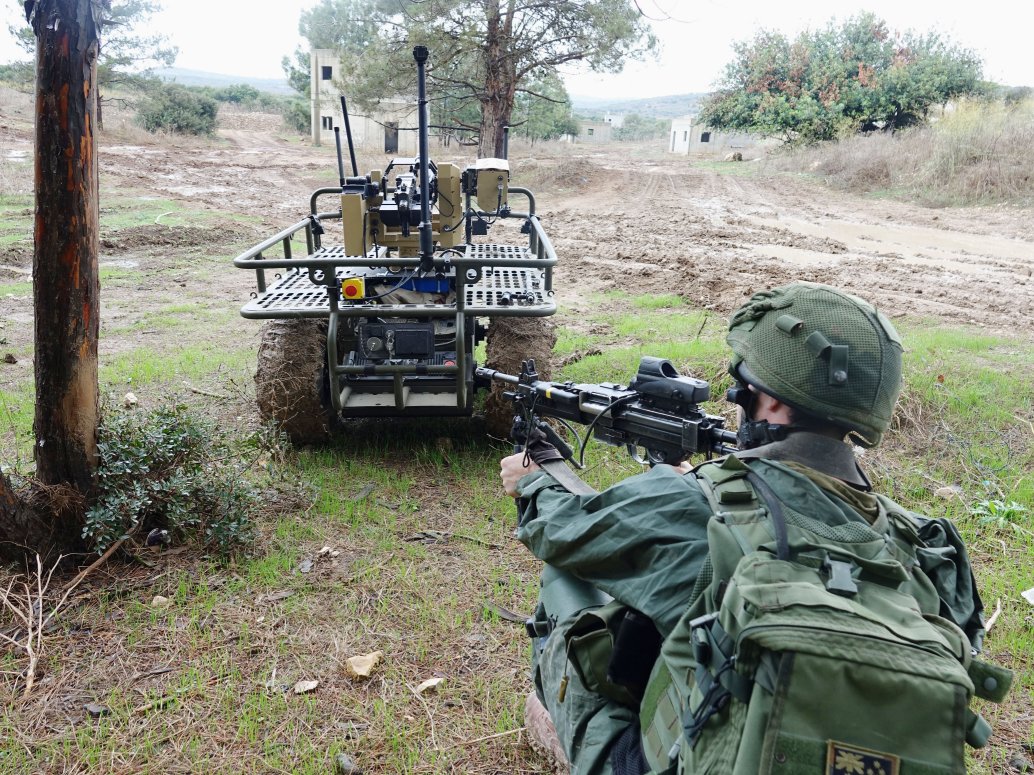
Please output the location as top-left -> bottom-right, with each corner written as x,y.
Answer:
0,470 -> 84,562
28,0 -> 102,501
478,0 -> 518,158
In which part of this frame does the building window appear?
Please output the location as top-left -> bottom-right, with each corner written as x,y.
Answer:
322,116 -> 333,130
701,131 -> 711,143
587,127 -> 594,136
682,131 -> 688,141
321,65 -> 333,80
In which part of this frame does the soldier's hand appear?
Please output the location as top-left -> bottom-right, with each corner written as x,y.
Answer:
500,452 -> 540,497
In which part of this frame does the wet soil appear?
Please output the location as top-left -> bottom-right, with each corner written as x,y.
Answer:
1,100 -> 1032,404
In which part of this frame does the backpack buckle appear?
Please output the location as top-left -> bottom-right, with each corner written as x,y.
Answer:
822,554 -> 859,597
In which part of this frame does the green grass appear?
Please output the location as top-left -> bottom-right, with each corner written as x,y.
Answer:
0,281 -> 31,295
99,343 -> 253,388
105,306 -> 239,336
0,193 -> 33,248
691,158 -> 763,177
555,291 -> 731,394
0,381 -> 34,466
99,197 -> 193,229
0,267 -> 137,297
0,290 -> 1030,772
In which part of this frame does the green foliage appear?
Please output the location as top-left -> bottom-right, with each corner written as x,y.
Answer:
765,98 -> 1034,206
96,1 -> 178,91
614,113 -> 669,141
0,61 -> 33,87
512,72 -> 579,143
297,0 -> 655,155
12,1 -> 177,96
84,406 -> 256,555
192,83 -> 285,112
700,13 -> 985,145
136,86 -> 218,135
281,50 -> 311,98
209,83 -> 260,104
970,500 -> 1030,533
282,0 -> 377,99
280,98 -> 311,135
1003,86 -> 1033,104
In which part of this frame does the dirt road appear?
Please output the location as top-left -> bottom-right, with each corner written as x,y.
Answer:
539,153 -> 1033,333
2,105 -> 1032,343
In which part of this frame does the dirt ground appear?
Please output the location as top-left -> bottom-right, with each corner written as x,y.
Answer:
3,96 -> 1033,350
1,95 -> 1032,772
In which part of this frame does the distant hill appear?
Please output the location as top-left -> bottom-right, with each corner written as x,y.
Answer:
571,92 -> 706,119
154,67 -> 295,96
150,67 -> 702,116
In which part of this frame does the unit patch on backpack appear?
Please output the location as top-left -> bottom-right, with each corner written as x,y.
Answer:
826,742 -> 899,775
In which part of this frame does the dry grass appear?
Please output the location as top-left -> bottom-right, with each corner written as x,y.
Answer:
0,430 -> 547,774
763,98 -> 1034,206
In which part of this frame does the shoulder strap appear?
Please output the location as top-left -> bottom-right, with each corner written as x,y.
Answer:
694,457 -> 789,561
744,471 -> 790,561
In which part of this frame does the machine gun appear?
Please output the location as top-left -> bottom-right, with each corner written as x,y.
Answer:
475,356 -> 739,467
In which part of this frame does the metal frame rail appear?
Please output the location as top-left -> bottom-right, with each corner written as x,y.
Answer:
232,188 -> 558,414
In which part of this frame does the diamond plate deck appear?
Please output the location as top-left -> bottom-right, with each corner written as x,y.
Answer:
241,244 -> 554,318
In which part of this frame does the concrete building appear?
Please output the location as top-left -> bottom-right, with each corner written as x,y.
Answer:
310,48 -> 418,155
669,115 -> 769,157
577,120 -> 613,143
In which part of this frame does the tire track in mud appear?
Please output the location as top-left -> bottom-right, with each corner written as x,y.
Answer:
546,161 -> 1034,332
78,123 -> 1034,335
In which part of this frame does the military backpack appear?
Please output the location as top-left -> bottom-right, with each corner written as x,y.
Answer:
638,455 -> 1011,775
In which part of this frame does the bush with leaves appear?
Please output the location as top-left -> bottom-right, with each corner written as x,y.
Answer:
280,98 -> 311,135
83,406 -> 256,555
136,86 -> 218,135
700,13 -> 985,145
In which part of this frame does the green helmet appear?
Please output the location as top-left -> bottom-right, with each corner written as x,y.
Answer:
727,282 -> 903,447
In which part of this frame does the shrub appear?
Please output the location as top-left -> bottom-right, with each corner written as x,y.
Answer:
280,97 -> 310,135
84,406 -> 256,555
0,62 -> 33,87
211,83 -> 260,104
137,86 -> 218,135
762,98 -> 1034,206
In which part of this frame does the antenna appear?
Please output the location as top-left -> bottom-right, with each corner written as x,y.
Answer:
413,46 -> 434,272
339,95 -> 359,177
333,127 -> 346,189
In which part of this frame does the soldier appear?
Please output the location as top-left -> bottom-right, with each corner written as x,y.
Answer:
500,282 -> 993,774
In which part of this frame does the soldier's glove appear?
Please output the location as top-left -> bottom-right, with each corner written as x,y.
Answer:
523,423 -> 564,466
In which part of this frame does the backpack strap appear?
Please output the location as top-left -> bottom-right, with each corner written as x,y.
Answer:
694,457 -> 789,561
743,471 -> 790,561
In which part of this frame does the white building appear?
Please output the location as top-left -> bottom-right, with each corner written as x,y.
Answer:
310,49 -> 418,155
669,115 -> 770,157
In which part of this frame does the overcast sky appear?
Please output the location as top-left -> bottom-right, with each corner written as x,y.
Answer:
1,0 -> 1031,98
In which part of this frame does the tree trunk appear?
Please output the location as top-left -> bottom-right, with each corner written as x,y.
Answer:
478,0 -> 518,158
0,471 -> 85,562
28,0 -> 101,503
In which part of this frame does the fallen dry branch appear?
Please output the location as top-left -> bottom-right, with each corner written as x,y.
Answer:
0,555 -> 67,697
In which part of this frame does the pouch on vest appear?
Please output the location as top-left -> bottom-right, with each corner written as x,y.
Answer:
564,600 -> 662,708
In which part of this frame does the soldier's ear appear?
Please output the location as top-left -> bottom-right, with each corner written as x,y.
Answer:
753,391 -> 793,425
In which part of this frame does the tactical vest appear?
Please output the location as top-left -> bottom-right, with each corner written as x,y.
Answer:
638,455 -> 1011,775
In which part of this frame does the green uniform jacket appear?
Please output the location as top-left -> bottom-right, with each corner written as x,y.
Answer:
516,433 -> 984,647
